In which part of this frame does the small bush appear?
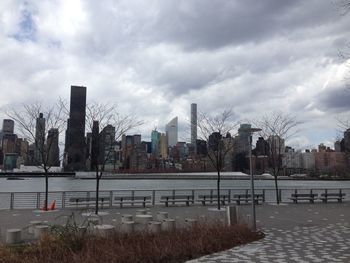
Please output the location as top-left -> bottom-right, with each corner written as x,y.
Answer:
0,222 -> 264,263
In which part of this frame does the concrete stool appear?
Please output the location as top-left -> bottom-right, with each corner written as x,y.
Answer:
156,212 -> 168,221
149,221 -> 162,233
34,225 -> 49,239
136,209 -> 147,215
135,214 -> 153,224
94,224 -> 115,237
121,214 -> 133,223
6,229 -> 22,244
28,220 -> 42,234
161,218 -> 176,231
121,221 -> 135,233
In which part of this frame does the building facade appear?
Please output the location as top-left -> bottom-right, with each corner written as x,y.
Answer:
64,86 -> 87,171
165,117 -> 178,148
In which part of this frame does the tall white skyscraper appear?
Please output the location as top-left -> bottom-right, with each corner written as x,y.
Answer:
191,103 -> 197,147
166,117 -> 178,147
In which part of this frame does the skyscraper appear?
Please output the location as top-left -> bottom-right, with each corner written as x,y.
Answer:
344,129 -> 350,153
2,119 -> 14,134
34,113 -> 45,164
191,103 -> 197,150
151,130 -> 160,157
90,120 -> 99,170
165,117 -> 178,147
47,128 -> 60,166
236,123 -> 251,153
64,86 -> 87,171
159,133 -> 168,158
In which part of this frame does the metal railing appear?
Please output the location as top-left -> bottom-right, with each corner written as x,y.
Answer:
0,187 -> 349,210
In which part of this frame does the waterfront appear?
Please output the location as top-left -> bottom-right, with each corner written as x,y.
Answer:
1,177 -> 350,192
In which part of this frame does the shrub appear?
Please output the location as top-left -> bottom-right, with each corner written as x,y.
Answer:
0,221 -> 264,263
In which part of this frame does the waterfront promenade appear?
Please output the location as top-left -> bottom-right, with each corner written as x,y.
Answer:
0,201 -> 349,262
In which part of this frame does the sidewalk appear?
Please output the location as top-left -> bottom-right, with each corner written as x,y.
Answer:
190,202 -> 350,263
0,202 -> 349,262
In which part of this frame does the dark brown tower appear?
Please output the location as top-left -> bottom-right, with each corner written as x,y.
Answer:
64,86 -> 87,171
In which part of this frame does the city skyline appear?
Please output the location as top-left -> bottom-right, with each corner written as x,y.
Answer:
0,1 -> 350,150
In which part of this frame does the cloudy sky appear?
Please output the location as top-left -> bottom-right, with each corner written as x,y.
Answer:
0,0 -> 349,149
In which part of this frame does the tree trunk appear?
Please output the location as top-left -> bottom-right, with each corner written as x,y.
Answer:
274,174 -> 279,204
44,169 -> 49,211
95,168 -> 100,215
217,169 -> 221,210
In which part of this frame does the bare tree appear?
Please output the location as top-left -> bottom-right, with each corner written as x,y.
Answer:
335,0 -> 350,15
255,112 -> 301,204
85,102 -> 143,214
6,100 -> 66,211
197,109 -> 238,210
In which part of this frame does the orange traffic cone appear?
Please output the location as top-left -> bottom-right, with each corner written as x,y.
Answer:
49,200 -> 56,210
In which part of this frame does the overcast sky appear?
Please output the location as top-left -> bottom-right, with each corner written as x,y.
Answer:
0,0 -> 349,149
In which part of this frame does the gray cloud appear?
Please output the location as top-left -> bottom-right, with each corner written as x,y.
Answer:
0,0 -> 350,149
317,84 -> 350,112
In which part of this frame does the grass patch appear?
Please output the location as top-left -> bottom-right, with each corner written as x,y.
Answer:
0,222 -> 264,263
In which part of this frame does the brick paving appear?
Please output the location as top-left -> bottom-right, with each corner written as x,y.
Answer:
188,202 -> 350,263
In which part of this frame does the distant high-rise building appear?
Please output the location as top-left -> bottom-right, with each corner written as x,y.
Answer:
334,140 -> 341,152
165,117 -> 178,147
34,113 -> 45,164
151,130 -> 161,157
318,143 -> 327,152
255,137 -> 268,156
99,124 -> 116,166
2,119 -> 14,134
191,103 -> 197,148
90,121 -> 99,170
47,128 -> 60,167
64,85 -> 87,171
235,124 -> 251,153
159,133 -> 168,159
267,135 -> 285,155
344,129 -> 350,153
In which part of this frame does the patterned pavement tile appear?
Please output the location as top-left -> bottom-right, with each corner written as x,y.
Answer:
188,222 -> 350,263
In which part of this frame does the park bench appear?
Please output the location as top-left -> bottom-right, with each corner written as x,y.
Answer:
197,194 -> 230,205
232,193 -> 264,205
114,196 -> 151,208
319,191 -> 345,203
69,197 -> 110,208
290,193 -> 318,204
160,195 -> 194,207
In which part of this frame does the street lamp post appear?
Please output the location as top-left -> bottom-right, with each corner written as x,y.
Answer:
248,127 -> 261,232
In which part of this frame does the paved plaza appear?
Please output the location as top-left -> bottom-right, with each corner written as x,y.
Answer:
0,201 -> 349,262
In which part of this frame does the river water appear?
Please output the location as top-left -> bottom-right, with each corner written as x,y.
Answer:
1,177 -> 350,192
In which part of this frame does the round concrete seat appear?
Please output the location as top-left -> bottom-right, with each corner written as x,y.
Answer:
94,224 -> 115,237
6,229 -> 22,244
28,220 -> 42,234
135,214 -> 153,224
121,221 -> 135,233
156,211 -> 168,221
121,214 -> 133,223
161,218 -> 176,231
149,221 -> 162,233
34,225 -> 49,239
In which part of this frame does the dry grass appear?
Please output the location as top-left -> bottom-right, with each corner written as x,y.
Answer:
0,222 -> 264,263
